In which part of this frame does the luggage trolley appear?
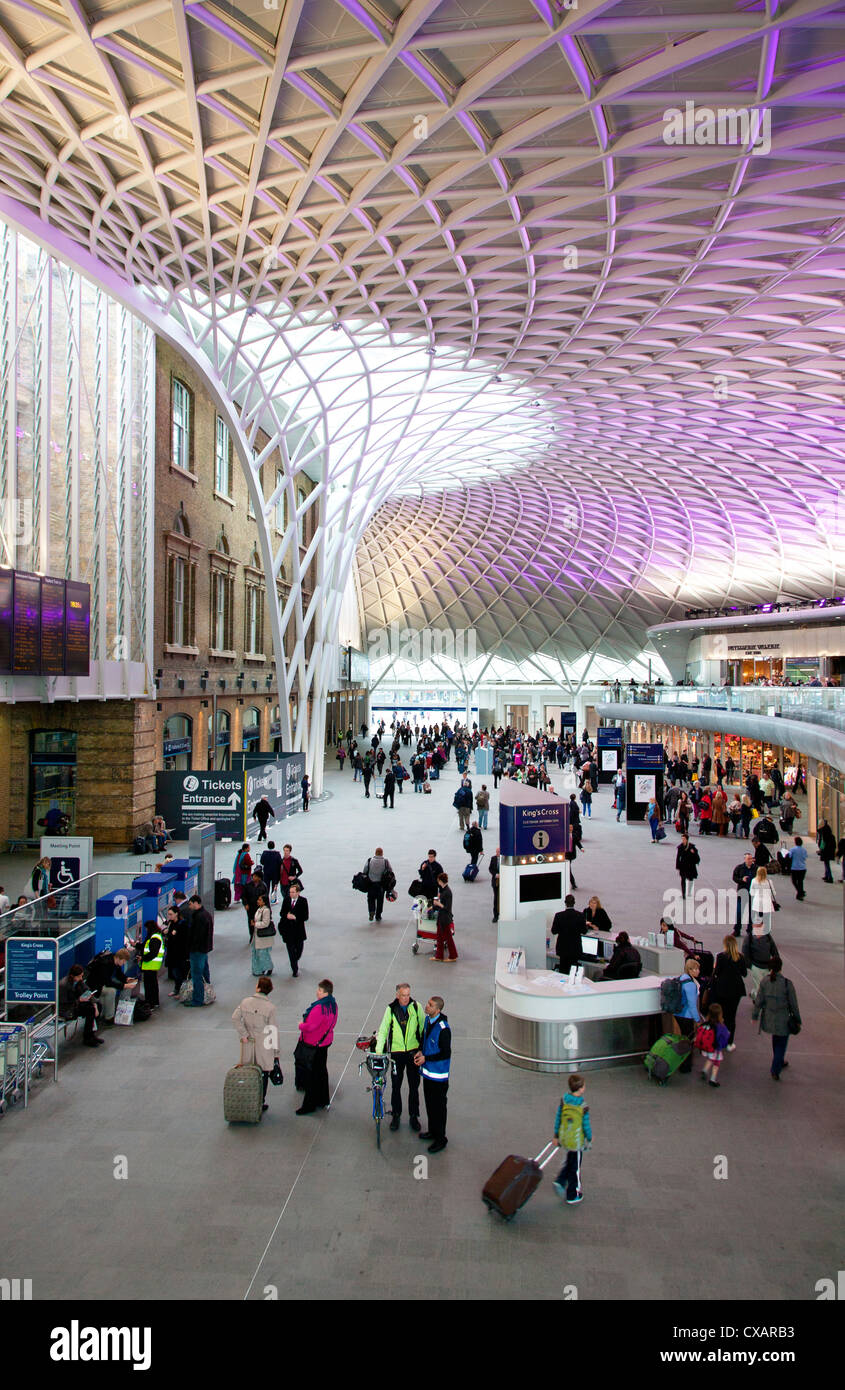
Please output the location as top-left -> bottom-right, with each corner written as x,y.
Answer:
0,1022 -> 29,1113
409,895 -> 438,956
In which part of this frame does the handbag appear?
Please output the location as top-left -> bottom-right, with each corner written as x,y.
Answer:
784,980 -> 801,1035
256,917 -> 276,939
655,824 -> 667,841
269,1058 -> 284,1086
293,1021 -> 333,1071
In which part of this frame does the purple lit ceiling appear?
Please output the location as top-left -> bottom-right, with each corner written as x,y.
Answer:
0,0 -> 844,663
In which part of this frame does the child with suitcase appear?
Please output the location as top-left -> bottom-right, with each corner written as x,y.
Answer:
552,1074 -> 592,1204
696,1002 -> 731,1088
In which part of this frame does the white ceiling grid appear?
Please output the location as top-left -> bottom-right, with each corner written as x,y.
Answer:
0,0 -> 845,664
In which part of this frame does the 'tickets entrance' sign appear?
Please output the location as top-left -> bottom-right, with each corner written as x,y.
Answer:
155,772 -> 244,838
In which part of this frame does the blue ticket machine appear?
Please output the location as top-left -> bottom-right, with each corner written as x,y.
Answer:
162,858 -> 200,901
94,888 -> 146,953
131,872 -> 179,931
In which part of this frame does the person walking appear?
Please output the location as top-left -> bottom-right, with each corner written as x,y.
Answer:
416,849 -> 443,907
465,821 -> 483,867
707,935 -> 747,1049
817,819 -> 836,883
382,767 -> 395,809
750,957 -> 801,1081
489,848 -> 500,924
698,1003 -> 731,1087
432,873 -> 458,962
251,893 -> 276,976
362,762 -> 374,799
375,983 -> 425,1132
742,923 -> 780,997
295,979 -> 338,1114
672,957 -> 702,1072
259,841 -> 282,902
280,882 -> 308,977
186,893 -> 214,1007
552,1072 -> 592,1204
232,977 -> 281,1113
414,995 -> 451,1153
614,770 -> 626,822
232,844 -> 253,904
453,782 -> 473,833
252,797 -> 275,842
647,797 -> 661,843
139,918 -> 165,1009
364,847 -> 393,922
580,783 -> 592,818
675,834 -> 700,901
731,852 -> 755,936
785,836 -> 808,899
475,784 -> 490,830
301,774 -> 311,812
750,866 -> 777,934
241,869 -> 268,944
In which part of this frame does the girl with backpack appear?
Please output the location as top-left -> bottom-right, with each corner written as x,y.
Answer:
696,1002 -> 731,1087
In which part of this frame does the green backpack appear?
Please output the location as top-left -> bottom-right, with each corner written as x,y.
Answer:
559,1101 -> 586,1151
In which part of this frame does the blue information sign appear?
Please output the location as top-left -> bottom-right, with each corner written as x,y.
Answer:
597,726 -> 623,748
500,800 -> 570,858
5,937 -> 59,1003
626,742 -> 664,771
559,711 -> 577,733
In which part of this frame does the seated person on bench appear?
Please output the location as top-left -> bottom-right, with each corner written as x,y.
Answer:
59,964 -> 103,1047
600,931 -> 642,981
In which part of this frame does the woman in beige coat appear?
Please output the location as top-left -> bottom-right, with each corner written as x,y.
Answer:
232,977 -> 281,1111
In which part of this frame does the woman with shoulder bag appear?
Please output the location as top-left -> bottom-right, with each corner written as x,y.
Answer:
251,893 -> 275,977
295,980 -> 338,1114
232,976 -> 282,1112
708,934 -> 748,1050
750,956 -> 801,1080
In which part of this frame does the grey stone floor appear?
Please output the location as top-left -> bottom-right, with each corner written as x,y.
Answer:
2,763 -> 843,1301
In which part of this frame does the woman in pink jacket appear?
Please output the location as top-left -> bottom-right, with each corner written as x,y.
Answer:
295,979 -> 338,1115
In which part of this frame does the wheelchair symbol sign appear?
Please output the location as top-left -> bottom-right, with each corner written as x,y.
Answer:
532,830 -> 550,850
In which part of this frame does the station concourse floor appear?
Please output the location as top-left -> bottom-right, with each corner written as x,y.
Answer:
1,761 -> 843,1302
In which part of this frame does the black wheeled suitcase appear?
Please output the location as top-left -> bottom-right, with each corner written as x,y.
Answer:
215,876 -> 232,910
482,1142 -> 557,1221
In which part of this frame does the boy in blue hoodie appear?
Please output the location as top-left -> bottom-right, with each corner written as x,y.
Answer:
553,1073 -> 592,1205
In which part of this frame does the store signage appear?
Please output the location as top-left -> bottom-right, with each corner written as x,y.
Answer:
163,738 -> 192,756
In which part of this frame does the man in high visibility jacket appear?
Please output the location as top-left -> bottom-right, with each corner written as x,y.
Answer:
375,983 -> 425,1133
140,918 -> 165,1009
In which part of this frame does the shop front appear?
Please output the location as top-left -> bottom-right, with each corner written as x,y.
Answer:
163,714 -> 192,772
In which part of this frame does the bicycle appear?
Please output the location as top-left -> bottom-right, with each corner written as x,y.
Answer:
356,1035 -> 391,1150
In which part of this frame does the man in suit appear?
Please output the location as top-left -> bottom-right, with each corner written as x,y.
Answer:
551,895 -> 586,974
281,882 -> 309,977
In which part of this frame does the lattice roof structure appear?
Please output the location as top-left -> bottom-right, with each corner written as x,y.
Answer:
1,0 -> 845,747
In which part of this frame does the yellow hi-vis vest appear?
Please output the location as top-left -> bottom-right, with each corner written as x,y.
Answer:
141,931 -> 164,971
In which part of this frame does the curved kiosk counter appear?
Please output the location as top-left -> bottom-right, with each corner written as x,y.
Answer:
493,947 -> 667,1073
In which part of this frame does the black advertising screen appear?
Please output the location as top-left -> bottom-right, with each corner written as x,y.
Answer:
518,871 -> 562,904
13,570 -> 41,674
0,568 -> 12,673
40,575 -> 66,675
64,580 -> 90,676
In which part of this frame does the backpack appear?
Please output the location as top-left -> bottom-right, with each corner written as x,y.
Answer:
694,1023 -> 715,1052
31,865 -> 42,893
559,1100 -> 586,1151
660,976 -> 686,1014
463,831 -> 471,851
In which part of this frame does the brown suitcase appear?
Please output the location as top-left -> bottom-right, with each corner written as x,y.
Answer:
482,1142 -> 556,1221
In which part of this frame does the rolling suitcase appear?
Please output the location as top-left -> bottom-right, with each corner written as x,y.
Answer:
215,876 -> 232,910
224,1042 -> 264,1123
462,863 -> 479,882
482,1142 -> 557,1221
644,1033 -> 692,1085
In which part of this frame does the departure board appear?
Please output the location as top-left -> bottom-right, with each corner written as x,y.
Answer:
0,568 -> 12,673
0,570 -> 90,675
40,575 -> 66,675
64,580 -> 90,675
12,571 -> 41,673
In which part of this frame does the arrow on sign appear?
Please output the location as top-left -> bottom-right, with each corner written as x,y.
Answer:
227,792 -> 242,809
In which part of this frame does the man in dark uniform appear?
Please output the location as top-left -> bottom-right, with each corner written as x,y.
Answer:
551,895 -> 586,974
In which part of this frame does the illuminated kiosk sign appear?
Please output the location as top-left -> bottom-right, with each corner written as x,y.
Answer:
499,778 -> 570,860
